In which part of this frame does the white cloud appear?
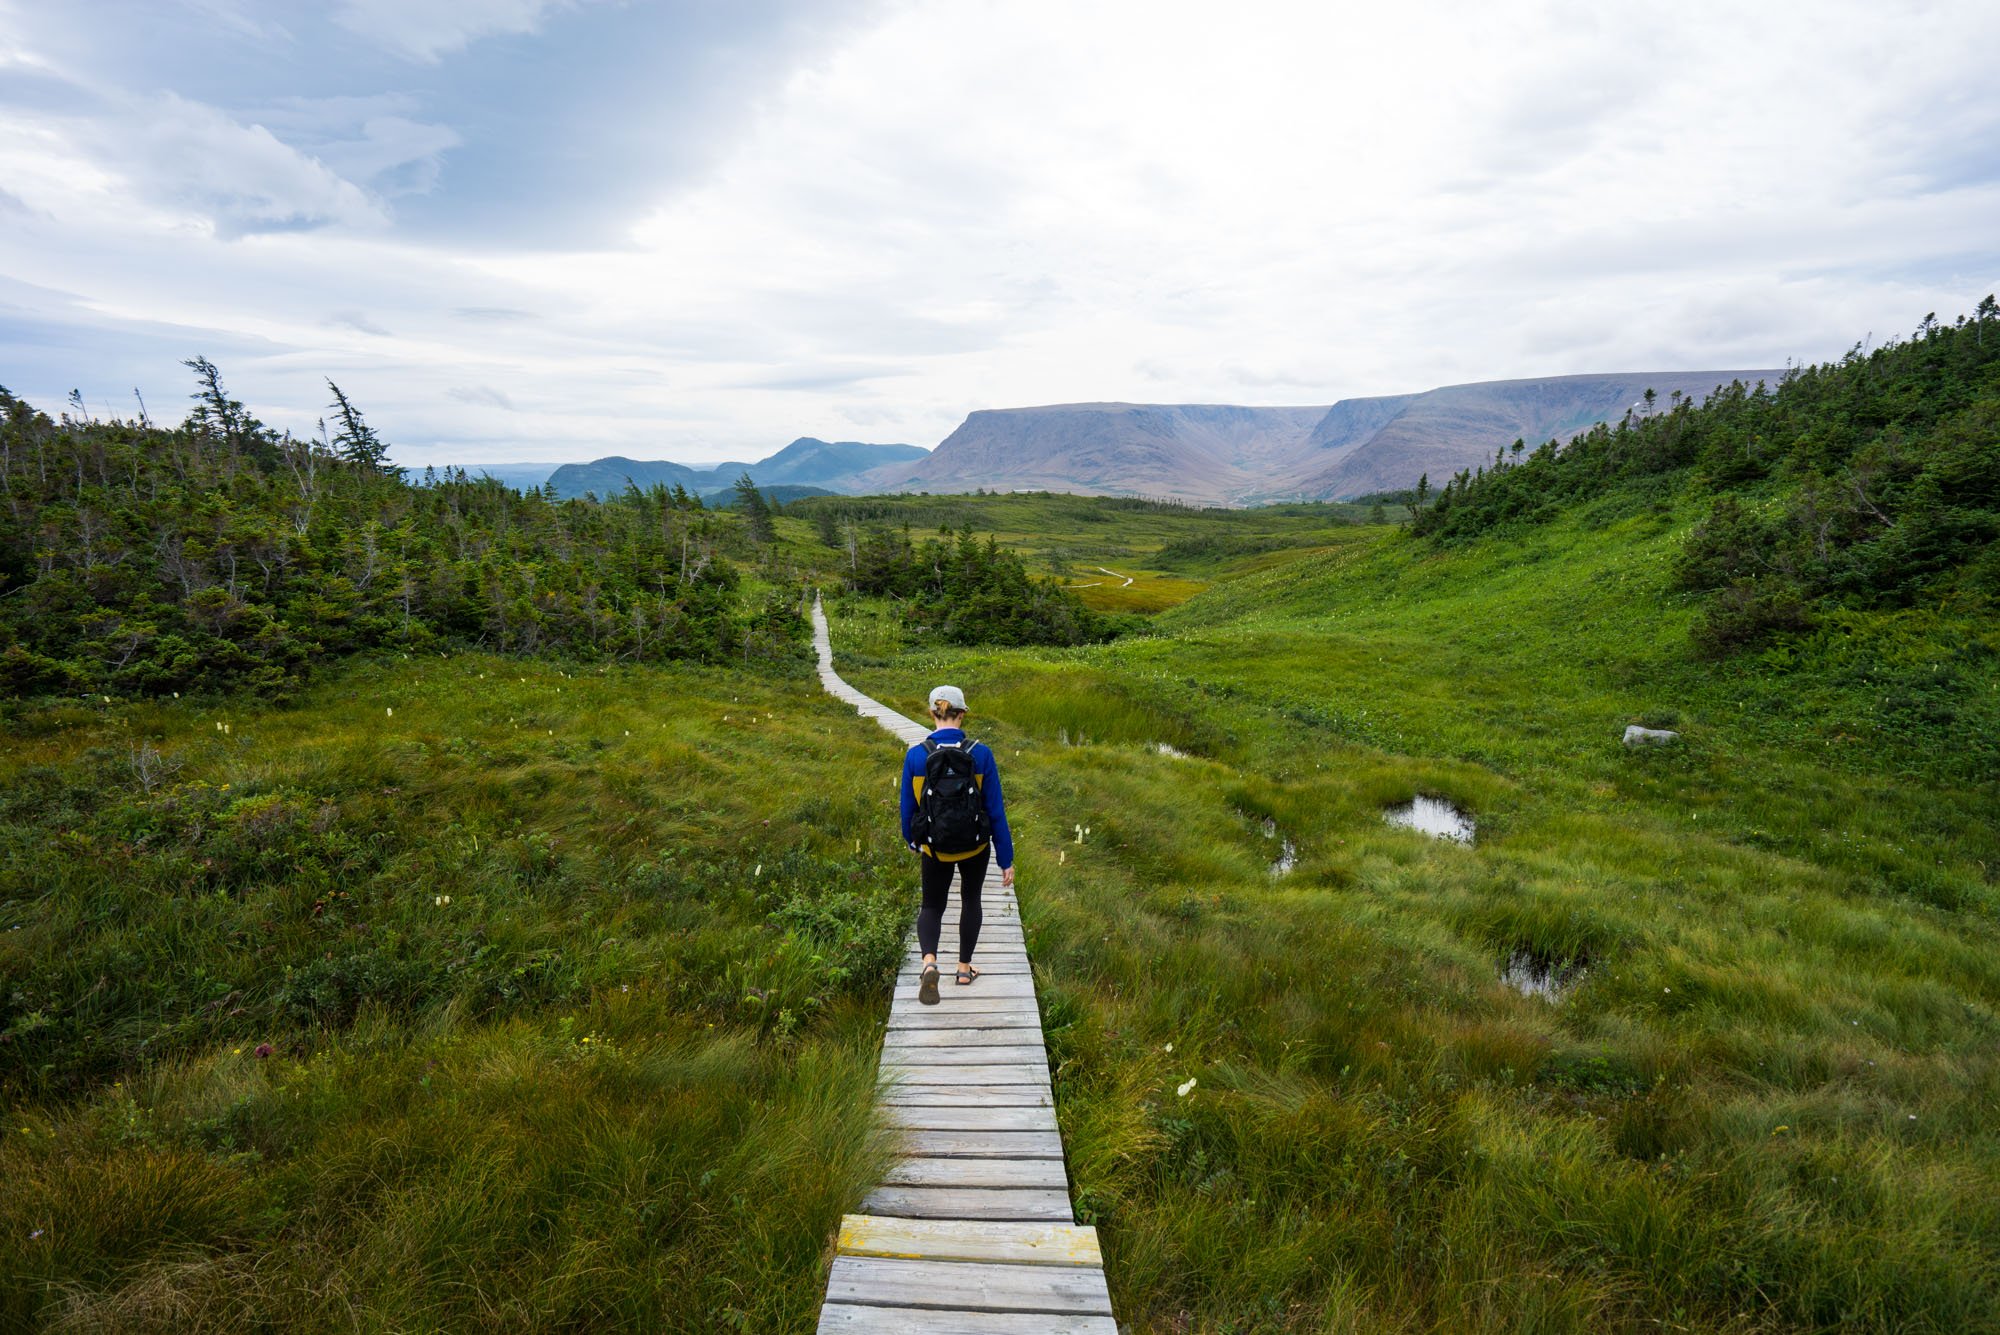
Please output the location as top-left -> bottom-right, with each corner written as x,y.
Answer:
0,0 -> 1997,467
333,0 -> 582,62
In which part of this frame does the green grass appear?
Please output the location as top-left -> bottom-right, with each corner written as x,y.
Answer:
8,484 -> 1996,1331
832,491 -> 2000,1332
784,492 -> 1376,614
0,654 -> 914,1330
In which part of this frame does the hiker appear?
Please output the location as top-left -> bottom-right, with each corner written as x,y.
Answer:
901,685 -> 1014,1005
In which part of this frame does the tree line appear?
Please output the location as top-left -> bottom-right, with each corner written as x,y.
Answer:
843,524 -> 1113,646
0,362 -> 806,698
1405,299 -> 2000,653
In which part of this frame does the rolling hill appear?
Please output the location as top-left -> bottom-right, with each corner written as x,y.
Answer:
544,438 -> 924,500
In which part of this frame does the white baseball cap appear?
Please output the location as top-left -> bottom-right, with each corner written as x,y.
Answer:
929,685 -> 966,711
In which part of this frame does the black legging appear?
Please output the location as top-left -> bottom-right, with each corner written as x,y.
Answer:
917,845 -> 989,964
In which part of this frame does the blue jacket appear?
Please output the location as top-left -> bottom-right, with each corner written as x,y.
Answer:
900,728 -> 1013,867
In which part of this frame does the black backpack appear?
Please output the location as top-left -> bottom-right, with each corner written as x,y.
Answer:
915,738 -> 991,855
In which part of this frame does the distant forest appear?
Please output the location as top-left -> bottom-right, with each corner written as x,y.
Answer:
840,523 -> 1111,647
0,361 -> 804,697
1412,299 -> 2000,653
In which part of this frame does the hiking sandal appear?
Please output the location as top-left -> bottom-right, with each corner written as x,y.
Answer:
955,964 -> 980,986
918,962 -> 940,1006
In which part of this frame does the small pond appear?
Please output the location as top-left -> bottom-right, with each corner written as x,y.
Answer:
1500,949 -> 1587,1003
1384,795 -> 1475,844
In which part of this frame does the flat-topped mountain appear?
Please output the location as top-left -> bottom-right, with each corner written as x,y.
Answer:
870,404 -> 1328,506
545,438 -> 925,500
875,371 -> 1783,503
1278,370 -> 1786,501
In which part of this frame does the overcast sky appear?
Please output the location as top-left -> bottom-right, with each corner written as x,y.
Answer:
3,0 -> 1997,468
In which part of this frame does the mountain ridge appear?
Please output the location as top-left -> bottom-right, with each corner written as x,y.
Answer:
544,438 -> 924,500
875,370 -> 1785,504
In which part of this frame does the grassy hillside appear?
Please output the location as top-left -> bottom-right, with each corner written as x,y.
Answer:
828,483 -> 1999,1331
790,491 -> 1374,614
0,656 -> 917,1330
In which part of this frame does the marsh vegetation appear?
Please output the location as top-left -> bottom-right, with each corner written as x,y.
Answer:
5,304 -> 1997,1331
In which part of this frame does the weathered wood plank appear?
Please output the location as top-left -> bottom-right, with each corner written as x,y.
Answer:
880,1085 -> 1052,1107
896,966 -> 1033,982
818,1304 -> 1118,1334
882,1104 -> 1057,1132
880,1063 -> 1051,1086
882,1156 -> 1069,1189
886,1009 -> 1042,1029
886,995 -> 1039,1016
893,978 -> 1037,1000
884,1027 -> 1046,1049
884,1026 -> 1044,1044
882,1045 -> 1048,1066
886,1010 -> 1038,1027
859,1185 -> 1075,1221
835,1214 -> 1103,1267
896,1129 -> 1064,1159
827,1255 -> 1110,1313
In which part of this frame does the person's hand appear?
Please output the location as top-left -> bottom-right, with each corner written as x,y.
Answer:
1002,865 -> 1015,888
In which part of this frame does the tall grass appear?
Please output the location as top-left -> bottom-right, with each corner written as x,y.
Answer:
1,654 -> 913,1330
834,492 -> 2000,1332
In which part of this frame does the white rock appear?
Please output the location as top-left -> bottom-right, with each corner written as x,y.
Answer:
1623,725 -> 1680,747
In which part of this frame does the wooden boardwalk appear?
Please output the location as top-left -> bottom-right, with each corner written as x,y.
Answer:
811,597 -> 1118,1334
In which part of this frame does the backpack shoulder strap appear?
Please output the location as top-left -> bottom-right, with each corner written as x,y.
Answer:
921,738 -> 938,756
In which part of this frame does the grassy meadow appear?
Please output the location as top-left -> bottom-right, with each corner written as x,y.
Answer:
0,654 -> 916,1331
5,476 -> 1995,1333
790,492 -> 1376,615
826,488 -> 2000,1332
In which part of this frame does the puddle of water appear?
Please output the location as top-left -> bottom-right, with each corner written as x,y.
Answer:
1501,949 -> 1586,1003
1384,796 -> 1475,844
1259,817 -> 1278,839
1270,839 -> 1298,876
1154,742 -> 1189,759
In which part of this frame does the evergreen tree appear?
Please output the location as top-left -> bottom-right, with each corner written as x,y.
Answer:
733,472 -> 776,544
326,380 -> 392,474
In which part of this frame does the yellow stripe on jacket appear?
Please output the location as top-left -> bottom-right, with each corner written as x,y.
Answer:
910,772 -> 989,862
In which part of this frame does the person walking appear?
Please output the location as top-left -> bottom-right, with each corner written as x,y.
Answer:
901,685 -> 1014,1005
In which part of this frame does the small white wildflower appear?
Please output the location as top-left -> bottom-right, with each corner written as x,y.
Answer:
755,864 -> 763,877
1164,1042 -> 1173,1053
434,895 -> 442,906
1177,1078 -> 1197,1097
442,895 -> 451,906
386,707 -> 393,717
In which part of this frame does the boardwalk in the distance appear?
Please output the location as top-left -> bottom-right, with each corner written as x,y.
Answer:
811,597 -> 1117,1334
